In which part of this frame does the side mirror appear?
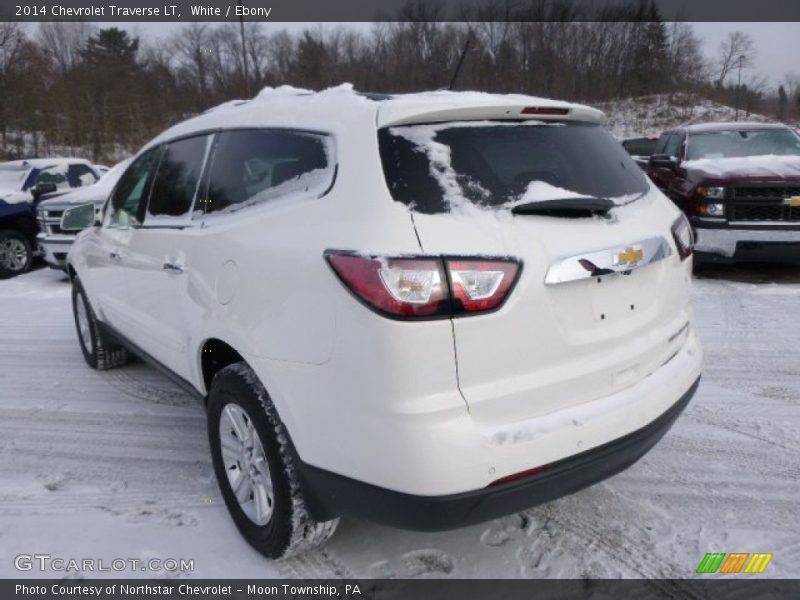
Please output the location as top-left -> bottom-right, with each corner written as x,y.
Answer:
32,182 -> 58,198
61,203 -> 97,232
649,154 -> 678,171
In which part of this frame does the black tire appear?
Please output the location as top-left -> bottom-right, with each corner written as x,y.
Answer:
0,229 -> 33,278
71,278 -> 129,370
208,362 -> 339,558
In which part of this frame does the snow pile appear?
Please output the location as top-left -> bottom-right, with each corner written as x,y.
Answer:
596,93 -> 774,139
210,167 -> 333,217
512,181 -> 586,204
682,154 -> 800,179
204,83 -> 363,116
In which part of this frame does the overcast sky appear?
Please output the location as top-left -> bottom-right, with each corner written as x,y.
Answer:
92,21 -> 800,89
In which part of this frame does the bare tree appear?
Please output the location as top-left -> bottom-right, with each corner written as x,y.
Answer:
666,22 -> 708,88
171,23 -> 212,109
742,73 -> 768,116
0,22 -> 24,72
267,29 -> 295,85
37,22 -> 94,76
715,31 -> 755,87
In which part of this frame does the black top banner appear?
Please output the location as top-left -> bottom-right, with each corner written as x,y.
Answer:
3,0 -> 800,22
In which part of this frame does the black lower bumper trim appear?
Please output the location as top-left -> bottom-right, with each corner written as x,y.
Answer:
295,377 -> 700,531
696,243 -> 800,265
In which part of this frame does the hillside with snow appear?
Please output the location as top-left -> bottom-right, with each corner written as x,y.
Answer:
595,93 -> 775,139
2,92 -> 791,162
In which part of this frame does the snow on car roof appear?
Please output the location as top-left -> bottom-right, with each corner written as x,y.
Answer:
0,158 -> 94,171
144,84 -> 605,151
37,158 -> 132,208
679,122 -> 790,134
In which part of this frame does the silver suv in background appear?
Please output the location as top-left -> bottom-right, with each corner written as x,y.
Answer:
37,159 -> 130,270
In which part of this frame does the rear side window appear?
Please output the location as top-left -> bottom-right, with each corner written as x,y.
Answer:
68,163 -> 99,187
663,134 -> 682,159
622,138 -> 657,157
202,129 -> 333,214
379,121 -> 649,214
653,133 -> 671,155
147,134 -> 210,224
34,166 -> 71,192
108,148 -> 160,228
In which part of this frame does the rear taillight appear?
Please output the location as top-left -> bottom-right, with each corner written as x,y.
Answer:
325,251 -> 521,319
448,260 -> 520,314
671,214 -> 694,260
325,254 -> 449,317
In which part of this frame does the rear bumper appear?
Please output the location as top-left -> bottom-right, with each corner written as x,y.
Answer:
297,376 -> 700,531
694,225 -> 800,261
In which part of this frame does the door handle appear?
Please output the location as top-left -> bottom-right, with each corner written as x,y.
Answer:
109,251 -> 122,262
162,262 -> 185,274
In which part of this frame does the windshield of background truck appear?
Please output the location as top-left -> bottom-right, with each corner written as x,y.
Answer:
686,129 -> 800,161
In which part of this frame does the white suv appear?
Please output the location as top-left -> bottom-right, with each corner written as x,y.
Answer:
65,86 -> 703,558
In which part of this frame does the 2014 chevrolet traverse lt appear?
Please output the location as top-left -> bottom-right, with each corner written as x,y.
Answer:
64,86 -> 703,558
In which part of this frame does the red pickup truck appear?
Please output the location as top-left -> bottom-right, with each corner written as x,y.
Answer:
646,122 -> 800,263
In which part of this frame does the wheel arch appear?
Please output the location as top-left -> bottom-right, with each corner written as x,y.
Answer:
199,338 -> 247,397
0,214 -> 38,245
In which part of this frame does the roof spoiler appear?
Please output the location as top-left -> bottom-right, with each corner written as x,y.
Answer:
377,102 -> 605,128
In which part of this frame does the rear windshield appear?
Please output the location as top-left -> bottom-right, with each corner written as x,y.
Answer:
686,129 -> 800,161
379,121 -> 649,214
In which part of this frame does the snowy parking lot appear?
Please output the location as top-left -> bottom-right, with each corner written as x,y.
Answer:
0,264 -> 798,579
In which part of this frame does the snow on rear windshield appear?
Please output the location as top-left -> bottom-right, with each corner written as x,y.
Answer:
379,121 -> 649,215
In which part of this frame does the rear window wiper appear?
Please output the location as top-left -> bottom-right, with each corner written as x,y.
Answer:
510,196 -> 615,218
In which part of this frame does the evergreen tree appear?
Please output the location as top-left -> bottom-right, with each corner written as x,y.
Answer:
777,85 -> 787,121
77,28 -> 140,160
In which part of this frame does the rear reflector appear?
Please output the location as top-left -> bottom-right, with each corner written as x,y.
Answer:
325,252 -> 521,319
521,106 -> 570,116
490,466 -> 546,486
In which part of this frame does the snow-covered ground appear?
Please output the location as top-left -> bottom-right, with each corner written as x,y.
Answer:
0,265 -> 798,579
597,93 -> 775,139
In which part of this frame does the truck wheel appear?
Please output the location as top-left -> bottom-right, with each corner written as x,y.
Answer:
208,362 -> 339,558
0,230 -> 33,278
72,278 -> 129,370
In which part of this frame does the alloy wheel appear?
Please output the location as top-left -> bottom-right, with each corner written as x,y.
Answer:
218,403 -> 274,526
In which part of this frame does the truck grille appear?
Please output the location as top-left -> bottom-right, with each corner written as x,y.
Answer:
731,185 -> 800,222
38,209 -> 66,235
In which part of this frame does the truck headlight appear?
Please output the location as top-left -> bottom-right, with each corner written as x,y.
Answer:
696,202 -> 725,217
696,185 -> 725,200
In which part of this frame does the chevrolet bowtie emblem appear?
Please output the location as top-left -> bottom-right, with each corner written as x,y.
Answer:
784,196 -> 800,207
615,247 -> 644,267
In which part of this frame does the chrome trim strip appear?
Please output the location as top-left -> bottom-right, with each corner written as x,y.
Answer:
544,236 -> 672,285
728,221 -> 800,227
